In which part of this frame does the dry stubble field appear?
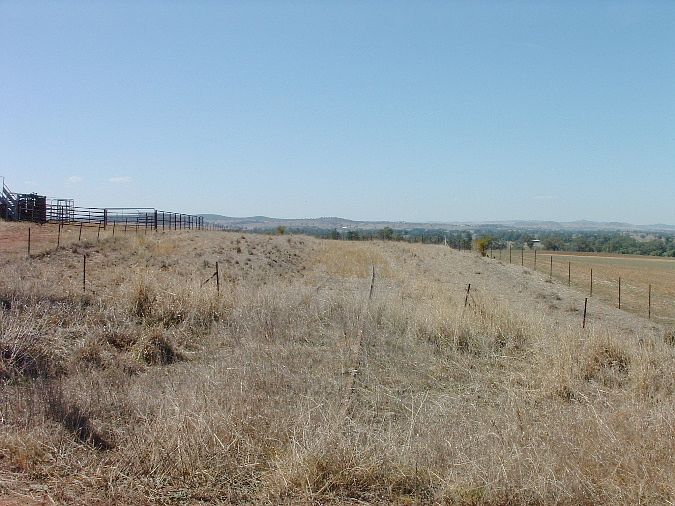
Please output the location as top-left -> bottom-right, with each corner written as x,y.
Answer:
511,249 -> 675,325
0,222 -> 673,505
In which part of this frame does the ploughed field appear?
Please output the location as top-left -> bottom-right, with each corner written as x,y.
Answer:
0,222 -> 673,504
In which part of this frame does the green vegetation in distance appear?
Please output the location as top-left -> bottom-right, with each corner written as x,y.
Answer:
227,226 -> 675,257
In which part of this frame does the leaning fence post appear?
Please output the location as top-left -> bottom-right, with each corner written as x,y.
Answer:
583,298 -> 588,328
464,283 -> 471,307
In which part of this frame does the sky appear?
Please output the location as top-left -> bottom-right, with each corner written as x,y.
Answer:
1,1 -> 674,224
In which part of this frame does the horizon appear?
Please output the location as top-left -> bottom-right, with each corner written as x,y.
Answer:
200,212 -> 675,230
2,2 -> 674,224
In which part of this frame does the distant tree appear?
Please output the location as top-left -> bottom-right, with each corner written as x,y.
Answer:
543,236 -> 564,251
346,230 -> 361,241
276,225 -> 286,235
474,236 -> 493,256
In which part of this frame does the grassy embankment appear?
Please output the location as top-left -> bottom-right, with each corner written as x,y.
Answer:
1,223 -> 673,504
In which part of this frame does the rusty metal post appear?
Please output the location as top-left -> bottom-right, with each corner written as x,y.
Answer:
590,269 -> 593,297
618,277 -> 621,309
583,298 -> 588,328
550,255 -> 553,280
464,283 -> 471,307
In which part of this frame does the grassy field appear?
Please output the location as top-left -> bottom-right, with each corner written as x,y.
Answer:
488,248 -> 675,324
1,222 -> 674,504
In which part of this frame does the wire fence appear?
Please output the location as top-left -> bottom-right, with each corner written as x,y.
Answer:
472,245 -> 675,325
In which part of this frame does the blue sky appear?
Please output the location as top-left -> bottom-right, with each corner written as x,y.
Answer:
1,1 -> 674,223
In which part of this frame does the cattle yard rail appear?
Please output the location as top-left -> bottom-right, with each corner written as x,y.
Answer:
1,179 -> 222,230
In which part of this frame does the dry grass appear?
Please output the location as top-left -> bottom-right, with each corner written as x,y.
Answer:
0,222 -> 673,504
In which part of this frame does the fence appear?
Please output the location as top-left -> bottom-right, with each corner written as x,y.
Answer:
43,204 -> 211,231
471,245 -> 674,324
1,179 -> 225,231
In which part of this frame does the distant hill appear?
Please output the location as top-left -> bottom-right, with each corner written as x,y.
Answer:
199,215 -> 675,233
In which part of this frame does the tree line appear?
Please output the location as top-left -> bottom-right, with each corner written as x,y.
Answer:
234,226 -> 675,257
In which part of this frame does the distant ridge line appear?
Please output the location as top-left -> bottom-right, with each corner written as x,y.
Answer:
198,215 -> 675,233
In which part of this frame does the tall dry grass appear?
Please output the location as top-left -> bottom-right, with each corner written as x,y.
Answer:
0,227 -> 673,504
